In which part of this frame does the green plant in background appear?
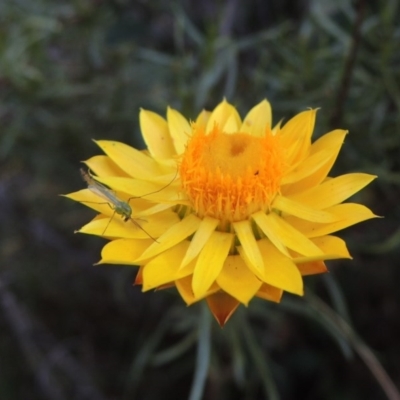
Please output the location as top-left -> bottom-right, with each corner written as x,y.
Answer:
1,0 -> 400,399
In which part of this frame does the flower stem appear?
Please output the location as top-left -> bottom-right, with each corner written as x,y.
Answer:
188,303 -> 212,400
241,313 -> 280,400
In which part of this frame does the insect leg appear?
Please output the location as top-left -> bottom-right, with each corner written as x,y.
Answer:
102,210 -> 117,236
129,218 -> 159,243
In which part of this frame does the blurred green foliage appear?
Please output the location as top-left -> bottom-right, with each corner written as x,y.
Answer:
1,0 -> 400,399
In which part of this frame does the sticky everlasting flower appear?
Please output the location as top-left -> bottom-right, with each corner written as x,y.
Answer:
66,99 -> 377,326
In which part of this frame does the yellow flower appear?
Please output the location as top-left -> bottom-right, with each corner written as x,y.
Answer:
66,99 -> 377,326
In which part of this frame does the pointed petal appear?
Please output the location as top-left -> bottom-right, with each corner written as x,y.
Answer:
140,109 -> 175,159
281,109 -> 317,164
311,129 -> 347,154
216,255 -> 262,305
206,292 -> 240,327
241,99 -> 272,137
167,107 -> 192,155
192,231 -> 234,298
64,188 -> 115,217
142,241 -> 191,291
281,143 -> 343,185
155,283 -> 175,291
296,260 -> 328,276
253,211 -> 323,257
195,110 -> 211,130
135,214 -> 201,262
176,276 -> 220,305
257,239 -> 303,295
289,173 -> 377,209
175,276 -> 195,305
293,235 -> 351,263
282,129 -> 347,195
312,235 -> 351,259
134,266 -> 144,284
94,176 -> 180,202
78,208 -> 179,239
222,114 -> 240,134
94,140 -> 161,179
180,216 -> 219,269
284,203 -> 378,238
233,220 -> 264,274
273,195 -> 339,223
256,283 -> 283,302
272,120 -> 283,135
206,99 -> 241,134
84,155 -> 129,178
99,238 -> 151,265
135,202 -> 176,218
251,211 -> 290,257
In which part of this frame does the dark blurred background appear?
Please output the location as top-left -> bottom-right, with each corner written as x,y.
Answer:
1,0 -> 399,399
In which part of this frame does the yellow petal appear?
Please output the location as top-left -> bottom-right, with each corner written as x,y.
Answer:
195,110 -> 211,130
142,241 -> 192,291
64,189 -> 115,217
253,211 -> 323,257
311,128 -> 347,154
233,220 -> 264,274
216,255 -> 262,305
256,283 -> 283,303
257,239 -> 303,295
289,173 -> 377,209
206,292 -> 240,327
312,235 -> 351,259
179,216 -> 219,269
284,203 -> 378,238
134,202 -> 176,217
222,114 -> 240,134
94,176 -> 180,202
294,235 -> 351,263
282,129 -> 347,195
99,238 -> 151,265
78,211 -> 176,240
176,276 -> 219,305
281,109 -> 317,164
251,211 -> 290,257
94,140 -> 161,179
135,214 -> 202,262
282,146 -> 341,185
272,119 -> 283,135
192,231 -> 234,298
240,99 -> 272,137
139,109 -> 175,159
84,155 -> 129,177
205,99 -> 241,134
167,107 -> 192,155
296,260 -> 328,276
272,195 -> 339,223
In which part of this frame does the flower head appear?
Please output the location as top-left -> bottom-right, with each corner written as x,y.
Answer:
66,99 -> 377,326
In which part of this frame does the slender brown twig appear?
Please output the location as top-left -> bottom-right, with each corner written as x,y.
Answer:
330,0 -> 366,129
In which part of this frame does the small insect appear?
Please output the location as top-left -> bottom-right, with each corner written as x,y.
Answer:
80,168 -> 160,241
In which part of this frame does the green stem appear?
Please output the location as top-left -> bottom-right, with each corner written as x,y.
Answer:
188,303 -> 212,400
241,313 -> 280,400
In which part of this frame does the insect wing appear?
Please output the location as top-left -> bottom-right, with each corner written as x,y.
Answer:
87,183 -> 120,205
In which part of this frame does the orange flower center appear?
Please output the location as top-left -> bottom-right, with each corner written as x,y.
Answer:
179,124 -> 285,223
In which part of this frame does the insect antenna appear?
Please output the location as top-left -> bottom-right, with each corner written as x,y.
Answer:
126,167 -> 179,203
